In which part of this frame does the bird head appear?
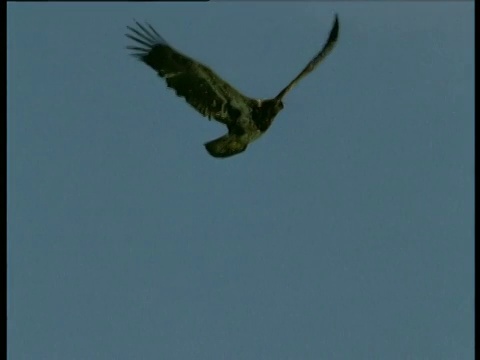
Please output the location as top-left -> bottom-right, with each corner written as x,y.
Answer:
252,99 -> 284,132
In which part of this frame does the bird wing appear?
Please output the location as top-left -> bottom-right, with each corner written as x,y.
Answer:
126,22 -> 251,126
204,133 -> 249,158
275,14 -> 339,101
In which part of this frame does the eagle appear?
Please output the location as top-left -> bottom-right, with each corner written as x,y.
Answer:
126,15 -> 339,158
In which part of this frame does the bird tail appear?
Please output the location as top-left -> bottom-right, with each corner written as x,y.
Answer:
204,135 -> 248,158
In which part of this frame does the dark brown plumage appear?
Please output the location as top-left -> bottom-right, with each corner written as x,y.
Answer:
126,15 -> 339,158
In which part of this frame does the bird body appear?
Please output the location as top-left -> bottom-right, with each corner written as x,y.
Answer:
126,15 -> 339,158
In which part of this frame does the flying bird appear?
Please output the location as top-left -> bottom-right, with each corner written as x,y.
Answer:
126,15 -> 339,158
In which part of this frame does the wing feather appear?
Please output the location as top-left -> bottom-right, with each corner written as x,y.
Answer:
126,21 -> 251,125
275,14 -> 339,101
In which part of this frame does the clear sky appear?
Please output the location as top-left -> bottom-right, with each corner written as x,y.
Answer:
7,2 -> 474,359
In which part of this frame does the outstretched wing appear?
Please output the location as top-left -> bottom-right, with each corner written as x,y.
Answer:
204,133 -> 249,158
275,14 -> 339,101
126,21 -> 251,125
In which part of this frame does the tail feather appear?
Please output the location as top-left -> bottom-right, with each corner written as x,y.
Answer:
204,134 -> 248,158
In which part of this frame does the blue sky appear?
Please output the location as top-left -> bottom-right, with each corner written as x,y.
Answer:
8,2 -> 474,359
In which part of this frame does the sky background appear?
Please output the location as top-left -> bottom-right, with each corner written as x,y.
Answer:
7,2 -> 474,360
